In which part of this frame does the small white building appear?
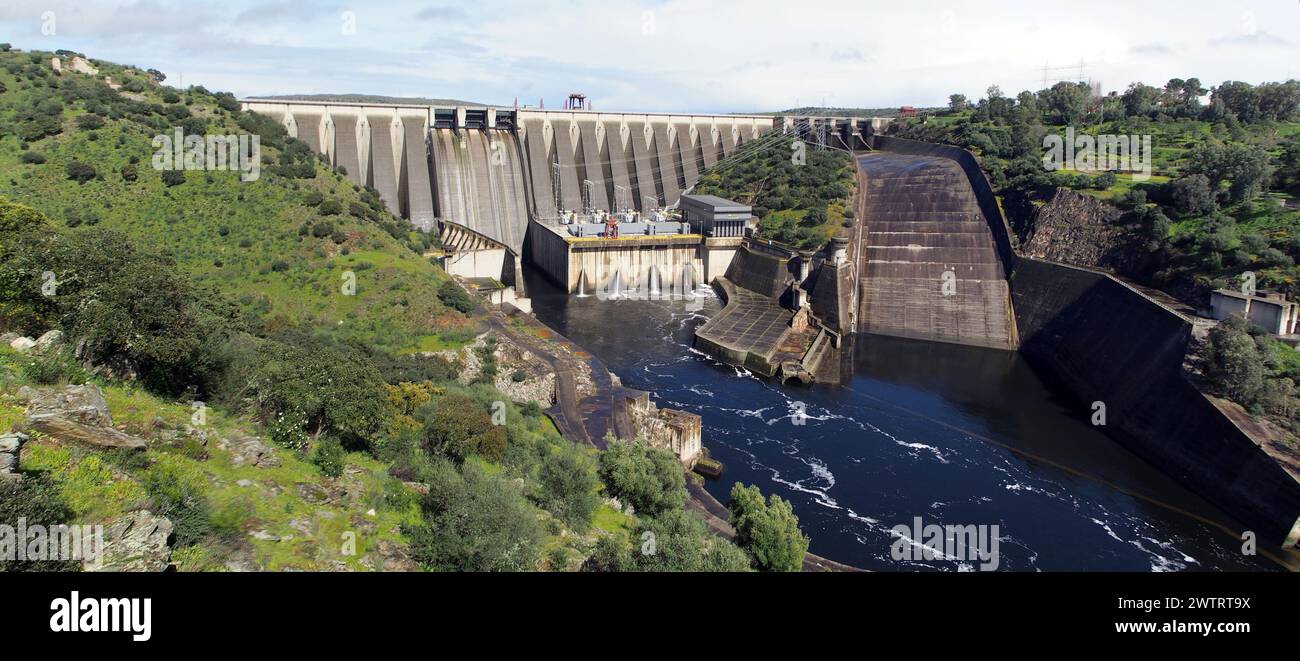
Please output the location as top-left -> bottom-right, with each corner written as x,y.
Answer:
1209,288 -> 1299,336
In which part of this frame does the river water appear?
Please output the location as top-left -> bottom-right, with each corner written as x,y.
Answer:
524,270 -> 1277,571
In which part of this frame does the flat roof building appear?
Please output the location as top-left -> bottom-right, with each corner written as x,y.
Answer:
1210,288 -> 1299,336
680,194 -> 754,238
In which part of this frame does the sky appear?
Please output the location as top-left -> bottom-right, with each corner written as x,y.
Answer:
1,0 -> 1298,113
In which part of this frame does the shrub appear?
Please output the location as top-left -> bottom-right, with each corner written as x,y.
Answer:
318,199 -> 343,216
536,441 -> 600,531
404,459 -> 542,571
161,169 -> 185,187
420,394 -> 506,461
0,475 -> 81,572
76,114 -> 105,130
120,163 -> 138,182
437,280 -> 473,314
20,349 -> 89,385
142,459 -> 213,547
19,151 -> 46,164
65,161 -> 97,184
311,437 -> 346,478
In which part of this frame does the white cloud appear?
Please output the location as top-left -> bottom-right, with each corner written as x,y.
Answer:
0,0 -> 1297,111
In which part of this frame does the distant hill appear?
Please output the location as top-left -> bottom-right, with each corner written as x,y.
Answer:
775,106 -> 942,118
251,93 -> 484,107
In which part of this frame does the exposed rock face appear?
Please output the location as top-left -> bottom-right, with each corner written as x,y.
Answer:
9,336 -> 36,353
87,510 -> 174,572
33,330 -> 64,353
0,431 -> 26,480
360,539 -> 420,572
217,431 -> 280,468
432,333 -> 560,405
16,384 -> 148,452
25,416 -> 149,451
19,384 -> 114,426
1022,188 -> 1136,271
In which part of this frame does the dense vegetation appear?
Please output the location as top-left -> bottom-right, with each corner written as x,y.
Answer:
694,133 -> 854,251
0,46 -> 809,571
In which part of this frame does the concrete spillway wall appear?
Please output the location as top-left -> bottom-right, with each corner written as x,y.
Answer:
1012,258 -> 1300,549
854,146 -> 1016,349
870,136 -> 1017,275
853,135 -> 1300,549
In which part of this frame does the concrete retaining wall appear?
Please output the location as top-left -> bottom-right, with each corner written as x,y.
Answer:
724,242 -> 792,300
1012,257 -> 1300,548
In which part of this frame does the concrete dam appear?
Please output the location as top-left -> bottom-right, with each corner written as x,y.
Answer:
240,99 -> 786,255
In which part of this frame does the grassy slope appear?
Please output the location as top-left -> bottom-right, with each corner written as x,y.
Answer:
0,49 -> 469,353
0,344 -> 415,571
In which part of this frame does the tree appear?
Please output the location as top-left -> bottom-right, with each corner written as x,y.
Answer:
1212,81 -> 1261,123
419,394 -> 505,461
1041,81 -> 1090,125
1203,315 -> 1268,410
1121,82 -> 1161,118
597,439 -> 686,517
229,333 -> 390,446
1256,80 -> 1300,122
585,509 -> 751,572
947,94 -> 969,112
536,441 -> 600,531
727,483 -> 809,572
1185,143 -> 1272,204
1167,174 -> 1217,216
406,460 -> 543,571
437,279 -> 474,314
1275,139 -> 1300,195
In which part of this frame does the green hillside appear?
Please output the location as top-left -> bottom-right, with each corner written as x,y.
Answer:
0,47 -> 466,353
694,133 -> 855,251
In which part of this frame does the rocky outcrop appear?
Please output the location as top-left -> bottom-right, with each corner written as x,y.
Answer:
24,416 -> 148,451
5,329 -> 63,354
217,431 -> 281,468
432,333 -> 562,405
33,330 -> 63,353
8,336 -> 36,353
1022,188 -> 1139,272
0,431 -> 28,481
16,384 -> 148,451
19,384 -> 113,426
87,510 -> 174,572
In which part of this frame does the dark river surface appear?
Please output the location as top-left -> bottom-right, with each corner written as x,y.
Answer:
524,270 -> 1278,571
